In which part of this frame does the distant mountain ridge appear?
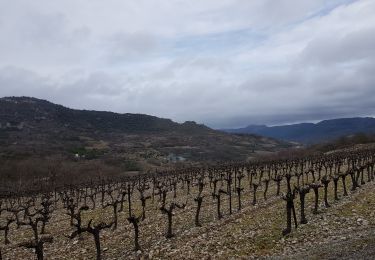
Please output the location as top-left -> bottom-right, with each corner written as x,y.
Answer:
221,117 -> 375,144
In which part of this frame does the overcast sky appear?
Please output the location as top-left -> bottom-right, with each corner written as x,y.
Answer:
0,0 -> 374,128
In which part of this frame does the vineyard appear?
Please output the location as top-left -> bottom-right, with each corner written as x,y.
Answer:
1,146 -> 375,259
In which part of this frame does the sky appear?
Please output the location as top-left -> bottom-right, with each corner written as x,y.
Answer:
0,0 -> 374,128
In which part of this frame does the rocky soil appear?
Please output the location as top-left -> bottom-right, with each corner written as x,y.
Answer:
1,176 -> 374,259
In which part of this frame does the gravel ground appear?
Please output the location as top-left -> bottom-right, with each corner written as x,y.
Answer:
1,176 -> 374,259
278,228 -> 375,260
267,182 -> 375,260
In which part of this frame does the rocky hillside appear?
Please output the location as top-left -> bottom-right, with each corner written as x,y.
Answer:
0,97 -> 290,165
0,96 -> 209,133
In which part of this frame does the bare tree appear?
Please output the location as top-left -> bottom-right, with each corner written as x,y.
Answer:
194,177 -> 205,226
282,189 -> 297,236
160,202 -> 186,238
67,205 -> 114,260
18,217 -> 53,260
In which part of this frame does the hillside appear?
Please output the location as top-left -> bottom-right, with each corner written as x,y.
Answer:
221,117 -> 375,144
0,97 -> 290,175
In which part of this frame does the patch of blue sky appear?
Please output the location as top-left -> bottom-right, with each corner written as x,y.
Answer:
299,0 -> 357,24
169,28 -> 268,58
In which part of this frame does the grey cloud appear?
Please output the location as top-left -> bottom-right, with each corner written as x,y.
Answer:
0,67 -> 54,97
60,72 -> 127,98
106,32 -> 159,62
239,71 -> 302,93
300,26 -> 375,66
0,68 -> 128,107
0,0 -> 374,129
0,4 -> 92,72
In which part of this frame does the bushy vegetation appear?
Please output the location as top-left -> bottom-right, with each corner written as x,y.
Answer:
122,160 -> 142,171
69,147 -> 106,159
310,133 -> 375,153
